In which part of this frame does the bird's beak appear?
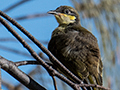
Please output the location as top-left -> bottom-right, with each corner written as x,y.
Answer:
47,10 -> 59,15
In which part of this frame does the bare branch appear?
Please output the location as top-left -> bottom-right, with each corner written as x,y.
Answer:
3,0 -> 30,13
15,60 -> 39,67
0,45 -> 31,58
0,11 -> 109,90
0,10 -> 83,85
0,15 -> 81,90
0,56 -> 46,90
14,60 -> 111,90
52,76 -> 58,90
15,13 -> 48,21
0,38 -> 48,44
78,84 -> 111,90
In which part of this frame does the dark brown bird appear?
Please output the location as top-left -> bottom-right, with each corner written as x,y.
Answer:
48,6 -> 103,90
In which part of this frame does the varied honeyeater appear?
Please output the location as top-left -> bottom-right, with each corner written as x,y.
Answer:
48,6 -> 103,90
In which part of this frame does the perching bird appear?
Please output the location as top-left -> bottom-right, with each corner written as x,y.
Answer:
48,6 -> 103,90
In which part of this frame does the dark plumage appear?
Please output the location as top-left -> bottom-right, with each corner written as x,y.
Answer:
48,6 -> 103,90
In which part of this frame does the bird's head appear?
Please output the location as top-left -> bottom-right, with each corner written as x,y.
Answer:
48,6 -> 80,25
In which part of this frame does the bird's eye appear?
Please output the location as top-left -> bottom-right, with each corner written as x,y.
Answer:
64,9 -> 71,14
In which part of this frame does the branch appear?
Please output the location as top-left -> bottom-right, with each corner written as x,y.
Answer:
78,84 -> 111,90
3,0 -> 30,13
0,38 -> 48,44
15,60 -> 39,67
15,13 -> 48,21
0,11 -> 109,90
52,76 -> 58,90
0,56 -> 46,90
15,60 -> 110,90
0,15 -> 81,90
0,44 -> 31,58
0,10 -> 83,85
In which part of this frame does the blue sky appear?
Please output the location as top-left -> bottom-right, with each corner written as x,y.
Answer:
0,0 -> 74,90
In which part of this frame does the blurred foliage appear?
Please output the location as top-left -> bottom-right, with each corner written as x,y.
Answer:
71,0 -> 120,90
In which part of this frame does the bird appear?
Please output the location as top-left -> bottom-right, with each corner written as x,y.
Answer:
47,6 -> 103,90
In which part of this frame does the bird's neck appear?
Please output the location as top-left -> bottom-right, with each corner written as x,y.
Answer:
58,22 -> 81,27
51,23 -> 81,38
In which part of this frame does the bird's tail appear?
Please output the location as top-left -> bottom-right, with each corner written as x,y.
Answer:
88,74 -> 103,90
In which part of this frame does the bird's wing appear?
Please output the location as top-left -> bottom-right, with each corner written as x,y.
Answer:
48,28 -> 103,87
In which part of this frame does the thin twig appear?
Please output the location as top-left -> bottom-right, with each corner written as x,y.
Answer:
3,0 -> 30,12
0,12 -> 109,90
52,76 -> 58,90
0,65 -> 1,90
15,60 -> 39,67
0,38 -> 48,44
15,60 -> 52,67
0,10 -> 87,90
0,10 -> 83,85
0,15 -> 81,90
0,16 -> 51,75
79,84 -> 111,90
15,13 -> 48,21
0,56 -> 46,90
0,45 -> 31,58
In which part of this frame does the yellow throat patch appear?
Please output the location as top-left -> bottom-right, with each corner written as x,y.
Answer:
55,13 -> 76,25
